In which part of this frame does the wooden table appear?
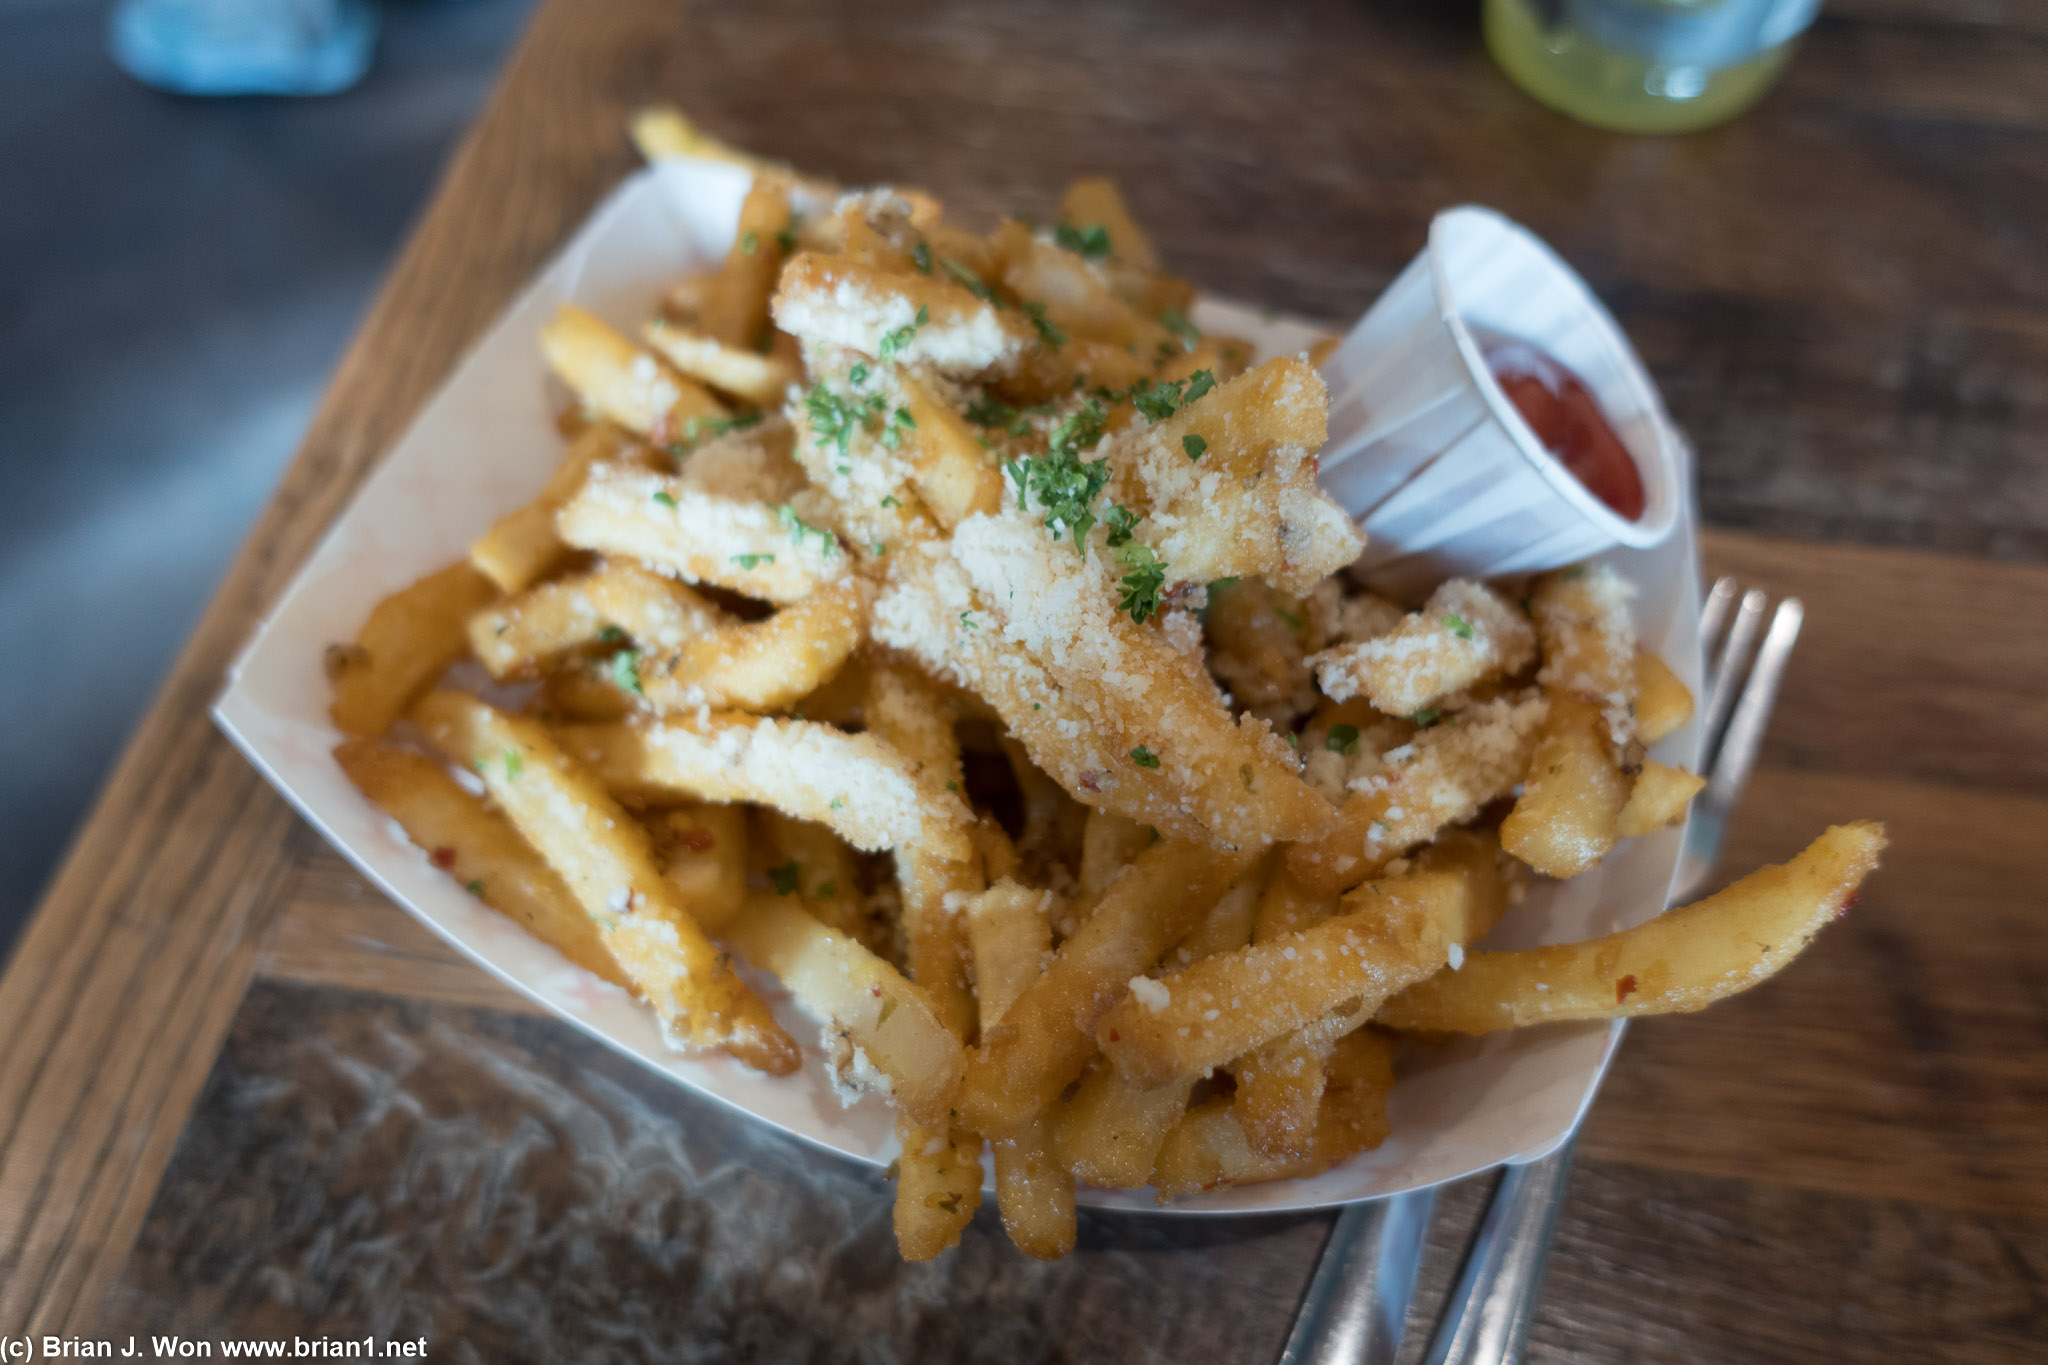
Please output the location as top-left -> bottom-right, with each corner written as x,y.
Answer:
5,2 -> 2044,1359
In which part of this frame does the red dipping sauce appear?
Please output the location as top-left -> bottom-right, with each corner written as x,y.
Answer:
1482,338 -> 1646,521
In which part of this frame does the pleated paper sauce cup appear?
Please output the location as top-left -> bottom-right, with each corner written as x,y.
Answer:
1317,205 -> 1682,598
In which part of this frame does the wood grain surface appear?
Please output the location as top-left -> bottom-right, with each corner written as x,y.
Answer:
3,0 -> 2044,1358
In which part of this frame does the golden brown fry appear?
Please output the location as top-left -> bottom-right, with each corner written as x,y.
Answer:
646,803 -> 748,932
753,808 -> 877,948
773,251 -> 1032,376
866,658 -> 980,1040
965,880 -> 1053,1025
556,462 -> 846,605
699,182 -> 795,351
992,1117 -> 1075,1260
541,303 -> 727,443
469,562 -> 726,682
1501,695 -> 1630,879
1287,693 -> 1548,895
1096,869 -> 1470,1090
554,713 -> 976,862
1635,650 -> 1695,747
327,561 -> 498,737
642,318 -> 800,406
899,373 -> 1005,529
1077,809 -> 1151,900
1617,759 -> 1706,839
411,691 -> 799,1074
470,422 -> 635,593
1308,579 -> 1536,715
639,579 -> 868,714
954,838 -> 1263,1140
335,739 -> 624,986
1057,176 -> 1159,273
1150,1030 -> 1395,1199
724,891 -> 965,1123
1379,822 -> 1887,1033
1050,1060 -> 1195,1188
892,1117 -> 984,1262
1531,564 -> 1638,750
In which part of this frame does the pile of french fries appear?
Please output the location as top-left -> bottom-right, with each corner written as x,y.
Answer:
325,116 -> 1884,1261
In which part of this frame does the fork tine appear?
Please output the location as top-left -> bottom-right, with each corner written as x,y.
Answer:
1697,576 -> 1739,671
1702,597 -> 1803,816
1700,587 -> 1768,751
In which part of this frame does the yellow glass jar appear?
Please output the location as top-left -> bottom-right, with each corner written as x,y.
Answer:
1484,0 -> 1819,134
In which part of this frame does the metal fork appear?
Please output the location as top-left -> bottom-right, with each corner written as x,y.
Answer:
1279,577 -> 1804,1365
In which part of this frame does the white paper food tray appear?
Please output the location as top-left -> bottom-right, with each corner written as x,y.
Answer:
214,159 -> 1703,1214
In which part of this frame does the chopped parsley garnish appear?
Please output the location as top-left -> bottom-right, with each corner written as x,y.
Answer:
959,611 -> 978,631
877,404 -> 917,451
1054,221 -> 1112,259
730,553 -> 775,569
598,625 -> 626,644
871,541 -> 886,555
829,796 -> 845,810
1022,301 -> 1066,349
1410,708 -> 1442,726
877,304 -> 930,363
607,649 -> 644,696
667,410 -> 764,462
964,395 -> 1018,428
1182,368 -> 1217,404
1127,376 -> 1184,423
1374,818 -> 1394,833
1443,613 -> 1474,640
880,494 -> 900,508
805,381 -> 889,457
502,749 -> 524,780
1159,308 -> 1200,352
739,230 -> 759,255
911,241 -> 932,274
776,213 -> 801,253
1182,433 -> 1208,461
651,490 -> 678,509
816,880 -> 838,899
1105,504 -> 1167,624
1326,724 -> 1361,756
768,861 -> 801,896
941,258 -> 996,302
465,878 -> 485,896
1130,745 -> 1161,769
1003,400 -> 1110,551
1275,606 -> 1304,631
849,361 -> 870,386
777,503 -> 837,556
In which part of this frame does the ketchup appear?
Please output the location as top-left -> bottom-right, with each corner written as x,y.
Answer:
1482,337 -> 1646,521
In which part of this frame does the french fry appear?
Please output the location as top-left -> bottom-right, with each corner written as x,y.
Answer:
699,182 -> 795,351
992,1117 -> 1075,1260
534,658 -> 639,723
1532,564 -> 1638,751
1000,735 -> 1090,890
411,692 -> 799,1074
1051,1059 -> 1195,1188
965,879 -> 1075,1259
638,579 -> 868,714
1050,859 -> 1264,1184
470,422 -> 635,593
965,881 -> 1053,1025
1204,577 -> 1317,728
1077,809 -> 1151,900
646,803 -> 748,932
1635,650 -> 1694,746
1379,822 -> 1888,1033
554,713 -> 975,862
723,891 -> 965,1123
942,515 -> 1334,845
629,106 -> 834,202
1096,869 -> 1472,1090
773,252 -> 1032,377
1150,1030 -> 1395,1199
643,318 -> 800,406
866,658 -> 980,1040
754,808 -> 879,949
334,739 -> 624,987
541,303 -> 727,443
469,562 -> 727,681
1501,695 -> 1630,878
1287,693 -> 1548,895
1254,864 -> 1337,942
899,373 -> 1005,528
1617,760 -> 1707,839
327,561 -> 498,737
556,462 -> 847,604
1308,579 -> 1536,715
954,838 -> 1263,1140
892,1117 -> 984,1262
1101,357 -> 1363,595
